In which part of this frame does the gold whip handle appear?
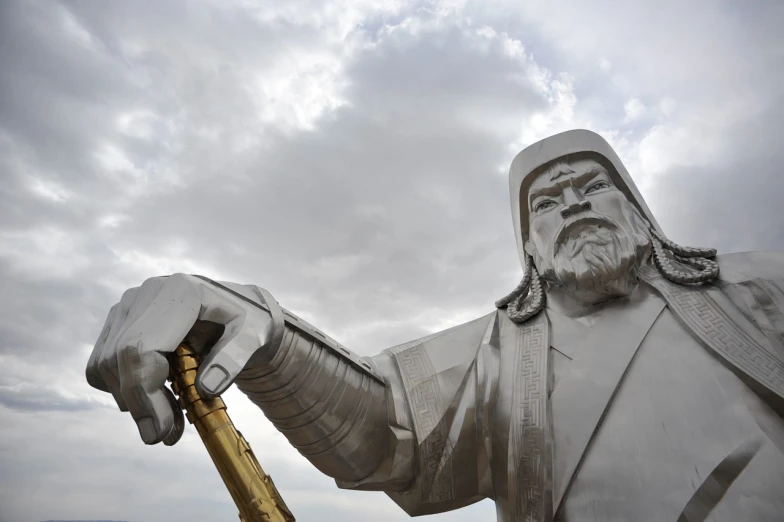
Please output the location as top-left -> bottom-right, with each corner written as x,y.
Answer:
168,343 -> 295,522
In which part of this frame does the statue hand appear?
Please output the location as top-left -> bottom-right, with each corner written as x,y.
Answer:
85,274 -> 275,446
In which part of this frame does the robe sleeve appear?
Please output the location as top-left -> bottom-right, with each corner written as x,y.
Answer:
717,251 -> 784,362
335,312 -> 499,517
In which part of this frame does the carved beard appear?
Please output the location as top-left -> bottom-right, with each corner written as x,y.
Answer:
535,204 -> 651,304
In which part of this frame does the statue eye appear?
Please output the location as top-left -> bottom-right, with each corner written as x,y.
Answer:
535,200 -> 557,212
585,180 -> 610,194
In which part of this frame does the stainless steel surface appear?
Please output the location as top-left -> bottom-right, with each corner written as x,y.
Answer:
550,284 -> 666,514
87,129 -> 784,521
233,308 -> 390,482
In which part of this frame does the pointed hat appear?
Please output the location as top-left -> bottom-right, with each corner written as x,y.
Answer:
509,129 -> 663,267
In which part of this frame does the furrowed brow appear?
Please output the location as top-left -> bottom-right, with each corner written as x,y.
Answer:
528,166 -> 609,209
528,185 -> 562,209
571,166 -> 608,187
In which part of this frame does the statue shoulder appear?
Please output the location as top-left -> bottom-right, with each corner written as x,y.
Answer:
716,250 -> 784,283
375,311 -> 496,374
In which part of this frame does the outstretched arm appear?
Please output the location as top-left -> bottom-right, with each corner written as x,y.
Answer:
86,274 -> 399,485
232,301 -> 391,482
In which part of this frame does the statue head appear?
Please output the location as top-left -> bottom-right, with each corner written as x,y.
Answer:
525,156 -> 652,304
497,130 -> 719,322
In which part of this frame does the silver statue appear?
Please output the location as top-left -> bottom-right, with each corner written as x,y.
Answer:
86,130 -> 784,521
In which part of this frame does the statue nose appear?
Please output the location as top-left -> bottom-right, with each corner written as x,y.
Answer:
560,188 -> 591,218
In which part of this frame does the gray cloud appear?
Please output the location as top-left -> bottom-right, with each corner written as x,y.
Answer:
1,0 -> 783,521
0,385 -> 109,412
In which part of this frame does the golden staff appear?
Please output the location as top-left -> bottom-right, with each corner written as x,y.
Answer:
168,343 -> 295,522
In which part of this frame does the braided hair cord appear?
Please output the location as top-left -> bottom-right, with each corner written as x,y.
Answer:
650,229 -> 719,284
495,258 -> 532,308
496,227 -> 720,324
495,255 -> 546,323
649,228 -> 717,258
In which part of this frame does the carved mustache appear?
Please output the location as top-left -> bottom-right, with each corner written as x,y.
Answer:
553,213 -> 620,255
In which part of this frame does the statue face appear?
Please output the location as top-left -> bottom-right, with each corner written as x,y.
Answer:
526,158 -> 651,304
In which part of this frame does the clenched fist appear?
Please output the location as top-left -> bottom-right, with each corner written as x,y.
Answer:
86,274 -> 283,446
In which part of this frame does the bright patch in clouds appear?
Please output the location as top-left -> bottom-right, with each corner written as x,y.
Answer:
638,120 -> 724,177
59,5 -> 93,47
29,177 -> 71,202
0,227 -> 91,279
515,73 -> 579,151
624,97 -> 646,122
249,51 -> 349,131
116,109 -> 159,140
95,143 -> 138,175
111,248 -> 228,284
98,214 -> 131,229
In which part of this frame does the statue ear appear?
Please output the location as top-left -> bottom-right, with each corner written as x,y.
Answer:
524,240 -> 537,258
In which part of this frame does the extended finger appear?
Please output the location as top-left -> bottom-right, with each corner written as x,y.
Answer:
98,365 -> 129,412
195,315 -> 257,398
190,282 -> 258,398
90,286 -> 142,405
102,286 -> 140,353
195,286 -> 284,398
118,348 -> 176,444
86,303 -> 120,393
115,274 -> 201,443
89,301 -> 131,410
94,285 -> 158,412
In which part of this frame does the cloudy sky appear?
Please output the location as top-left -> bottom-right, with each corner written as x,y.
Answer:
1,0 -> 783,521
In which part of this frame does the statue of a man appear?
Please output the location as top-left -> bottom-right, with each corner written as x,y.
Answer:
86,130 -> 784,521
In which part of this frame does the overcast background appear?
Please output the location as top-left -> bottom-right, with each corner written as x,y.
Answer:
1,1 -> 783,521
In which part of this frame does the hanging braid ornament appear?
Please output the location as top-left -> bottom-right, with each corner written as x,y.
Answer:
495,254 -> 546,323
649,227 -> 719,284
496,228 -> 720,324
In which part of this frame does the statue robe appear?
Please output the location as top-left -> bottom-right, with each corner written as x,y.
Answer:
337,252 -> 784,521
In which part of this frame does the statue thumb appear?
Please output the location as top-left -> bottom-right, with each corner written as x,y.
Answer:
195,320 -> 258,398
195,287 -> 285,398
